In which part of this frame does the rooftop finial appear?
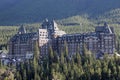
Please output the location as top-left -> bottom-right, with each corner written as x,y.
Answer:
45,18 -> 48,22
104,22 -> 108,27
18,25 -> 26,34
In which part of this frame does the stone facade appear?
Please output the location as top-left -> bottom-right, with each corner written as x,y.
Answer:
8,31 -> 36,55
8,20 -> 116,57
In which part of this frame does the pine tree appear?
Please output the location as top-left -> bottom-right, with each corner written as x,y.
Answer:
118,66 -> 120,80
49,46 -> 54,64
64,41 -> 68,57
60,52 -> 64,64
33,41 -> 40,62
23,69 -> 27,80
16,71 -> 22,80
33,40 -> 40,80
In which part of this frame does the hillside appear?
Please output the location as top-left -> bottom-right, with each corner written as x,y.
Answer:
95,8 -> 120,24
0,0 -> 120,25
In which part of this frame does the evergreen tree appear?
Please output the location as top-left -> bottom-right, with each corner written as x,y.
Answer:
33,40 -> 40,80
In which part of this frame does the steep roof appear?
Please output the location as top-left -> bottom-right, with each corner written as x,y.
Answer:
95,23 -> 113,34
10,33 -> 37,43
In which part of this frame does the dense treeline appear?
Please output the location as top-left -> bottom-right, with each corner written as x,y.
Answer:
0,26 -> 18,50
0,37 -> 120,80
15,42 -> 120,80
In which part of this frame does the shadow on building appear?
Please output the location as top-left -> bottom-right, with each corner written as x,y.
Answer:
8,19 -> 116,58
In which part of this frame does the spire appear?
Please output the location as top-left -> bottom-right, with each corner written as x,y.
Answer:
45,18 -> 48,22
51,20 -> 59,31
18,25 -> 26,34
